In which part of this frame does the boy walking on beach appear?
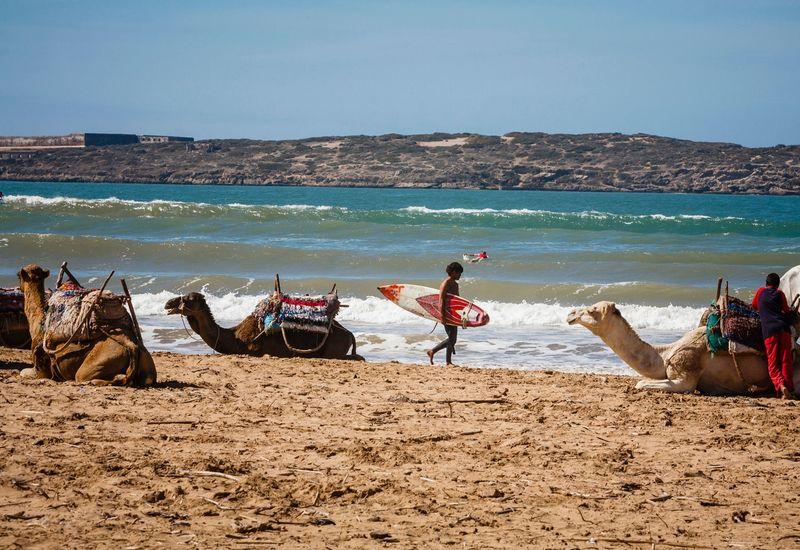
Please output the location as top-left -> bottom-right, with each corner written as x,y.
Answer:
427,262 -> 463,366
752,273 -> 795,399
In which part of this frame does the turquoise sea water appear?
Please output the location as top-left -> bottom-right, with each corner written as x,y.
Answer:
2,181 -> 798,372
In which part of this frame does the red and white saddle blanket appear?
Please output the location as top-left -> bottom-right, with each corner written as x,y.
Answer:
252,292 -> 340,334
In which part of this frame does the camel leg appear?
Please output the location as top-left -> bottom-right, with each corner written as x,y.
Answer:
136,349 -> 157,386
322,323 -> 364,360
32,345 -> 54,379
635,372 -> 700,393
73,338 -> 132,385
342,328 -> 365,361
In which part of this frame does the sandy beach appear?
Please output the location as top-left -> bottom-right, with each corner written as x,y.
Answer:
1,347 -> 798,548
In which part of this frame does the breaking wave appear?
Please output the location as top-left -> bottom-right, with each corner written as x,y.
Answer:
132,291 -> 703,331
5,193 -> 792,235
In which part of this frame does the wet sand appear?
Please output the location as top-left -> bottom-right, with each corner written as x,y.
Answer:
1,347 -> 798,548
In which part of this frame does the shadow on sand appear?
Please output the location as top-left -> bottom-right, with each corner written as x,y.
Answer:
151,379 -> 202,390
0,359 -> 29,371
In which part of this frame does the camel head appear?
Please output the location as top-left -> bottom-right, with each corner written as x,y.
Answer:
566,301 -> 622,334
164,292 -> 209,318
17,264 -> 50,285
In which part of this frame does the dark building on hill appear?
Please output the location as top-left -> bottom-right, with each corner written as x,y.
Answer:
84,133 -> 139,146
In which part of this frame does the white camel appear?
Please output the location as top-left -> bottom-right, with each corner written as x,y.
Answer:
780,265 -> 800,309
567,301 -> 800,395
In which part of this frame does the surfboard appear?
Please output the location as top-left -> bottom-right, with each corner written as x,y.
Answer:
378,284 -> 490,327
462,254 -> 485,264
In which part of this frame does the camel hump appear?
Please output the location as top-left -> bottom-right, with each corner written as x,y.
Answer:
45,287 -> 133,346
252,291 -> 340,335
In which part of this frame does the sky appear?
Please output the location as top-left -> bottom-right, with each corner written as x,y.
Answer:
1,0 -> 798,146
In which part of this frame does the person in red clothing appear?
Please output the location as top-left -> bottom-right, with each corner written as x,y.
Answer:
752,273 -> 795,399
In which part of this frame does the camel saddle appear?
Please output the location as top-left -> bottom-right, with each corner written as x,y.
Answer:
705,296 -> 765,355
720,295 -> 765,352
0,287 -> 24,314
252,291 -> 340,335
44,281 -> 133,347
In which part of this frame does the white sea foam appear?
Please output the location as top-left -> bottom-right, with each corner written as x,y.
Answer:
5,194 -> 206,208
7,194 -> 752,224
402,206 -> 553,216
282,204 -> 339,211
131,291 -> 703,331
6,194 -> 91,206
132,290 -> 261,323
400,205 -> 746,222
5,194 -> 341,212
227,202 -> 340,211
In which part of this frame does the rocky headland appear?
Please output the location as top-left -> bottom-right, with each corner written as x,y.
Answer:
2,132 -> 799,194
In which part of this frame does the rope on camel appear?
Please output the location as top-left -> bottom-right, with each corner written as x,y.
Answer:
280,317 -> 334,355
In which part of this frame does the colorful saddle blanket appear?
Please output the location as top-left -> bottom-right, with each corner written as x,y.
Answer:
252,292 -> 340,334
706,298 -> 768,355
720,296 -> 764,352
45,282 -> 132,345
0,288 -> 24,314
705,305 -> 728,353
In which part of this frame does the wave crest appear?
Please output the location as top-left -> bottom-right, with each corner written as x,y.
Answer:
7,194 -> 791,236
131,291 -> 703,331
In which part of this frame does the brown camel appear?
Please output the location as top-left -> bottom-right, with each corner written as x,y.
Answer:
165,292 -> 364,360
18,264 -> 157,386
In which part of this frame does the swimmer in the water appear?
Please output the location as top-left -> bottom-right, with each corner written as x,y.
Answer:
462,251 -> 488,263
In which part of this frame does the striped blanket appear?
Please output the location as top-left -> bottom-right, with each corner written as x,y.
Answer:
252,292 -> 340,334
0,288 -> 24,314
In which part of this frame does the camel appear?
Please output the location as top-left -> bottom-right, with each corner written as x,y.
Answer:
165,292 -> 364,360
18,264 -> 157,386
567,301 -> 800,396
780,265 -> 800,308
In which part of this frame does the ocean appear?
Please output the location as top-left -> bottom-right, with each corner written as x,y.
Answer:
2,181 -> 799,374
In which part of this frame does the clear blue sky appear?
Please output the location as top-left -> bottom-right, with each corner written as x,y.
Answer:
1,0 -> 798,146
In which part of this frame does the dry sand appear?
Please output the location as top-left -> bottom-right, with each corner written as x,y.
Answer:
416,138 -> 470,148
1,347 -> 799,549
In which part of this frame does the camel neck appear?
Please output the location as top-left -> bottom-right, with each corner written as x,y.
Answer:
21,280 -> 48,341
598,318 -> 665,379
187,311 -> 237,354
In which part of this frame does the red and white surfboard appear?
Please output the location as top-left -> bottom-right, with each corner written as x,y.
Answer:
378,284 -> 490,328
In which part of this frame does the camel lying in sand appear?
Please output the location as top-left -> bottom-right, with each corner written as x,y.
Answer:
567,301 -> 800,395
165,292 -> 364,360
18,264 -> 157,386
